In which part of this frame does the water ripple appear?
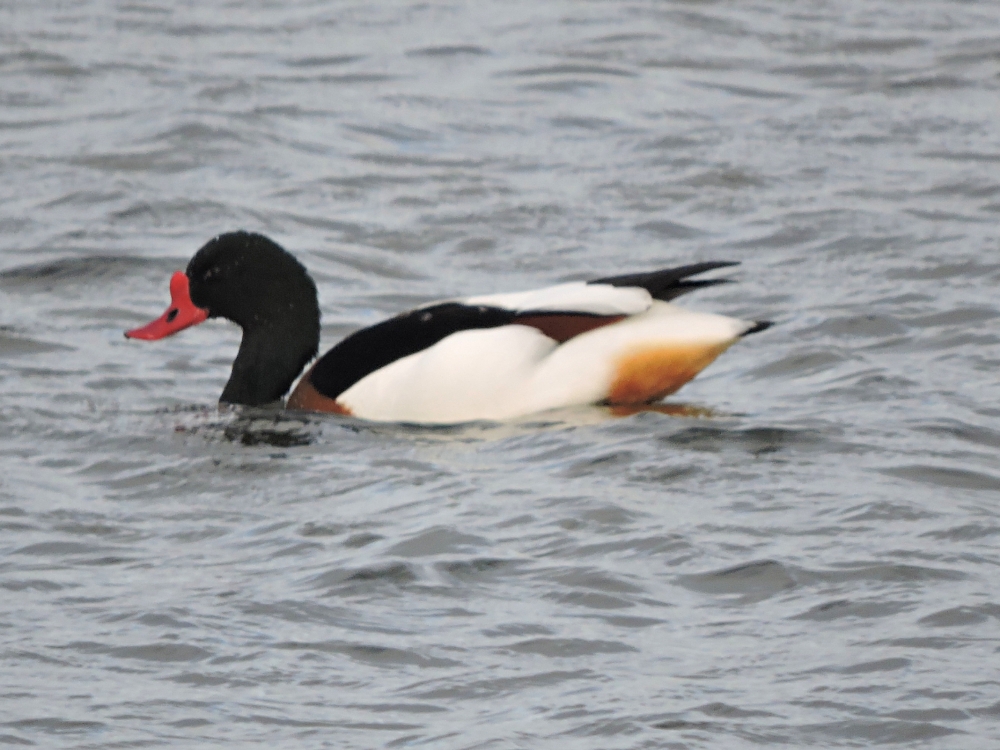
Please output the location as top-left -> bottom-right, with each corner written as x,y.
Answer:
2,0 -> 1000,747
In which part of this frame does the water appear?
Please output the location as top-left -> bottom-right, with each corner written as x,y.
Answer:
2,1 -> 1000,747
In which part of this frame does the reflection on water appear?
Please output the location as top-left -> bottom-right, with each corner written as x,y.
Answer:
605,402 -> 718,419
2,0 -> 1000,747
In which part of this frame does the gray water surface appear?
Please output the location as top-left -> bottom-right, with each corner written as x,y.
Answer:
2,1 -> 1000,748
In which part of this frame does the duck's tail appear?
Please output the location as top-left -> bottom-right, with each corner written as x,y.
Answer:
741,320 -> 773,337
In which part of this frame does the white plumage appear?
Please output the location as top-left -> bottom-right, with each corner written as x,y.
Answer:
338,300 -> 756,423
461,281 -> 653,316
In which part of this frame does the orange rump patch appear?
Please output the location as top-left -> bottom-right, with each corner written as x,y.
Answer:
606,342 -> 730,405
286,369 -> 353,416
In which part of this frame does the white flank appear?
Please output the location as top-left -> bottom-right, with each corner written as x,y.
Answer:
338,302 -> 757,424
337,326 -> 558,423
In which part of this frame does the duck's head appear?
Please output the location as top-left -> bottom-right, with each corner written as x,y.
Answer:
126,231 -> 321,406
126,231 -> 319,339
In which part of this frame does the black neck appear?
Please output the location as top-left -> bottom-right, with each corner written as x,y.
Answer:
220,323 -> 317,407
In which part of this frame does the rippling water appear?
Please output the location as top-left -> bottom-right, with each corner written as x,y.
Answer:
3,1 -> 1000,747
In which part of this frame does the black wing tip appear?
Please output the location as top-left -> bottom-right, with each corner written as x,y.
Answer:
670,260 -> 741,275
673,277 -> 735,290
589,260 -> 741,288
696,260 -> 740,271
741,320 -> 773,337
654,260 -> 741,273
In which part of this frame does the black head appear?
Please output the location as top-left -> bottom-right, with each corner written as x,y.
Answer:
186,231 -> 321,406
186,231 -> 319,336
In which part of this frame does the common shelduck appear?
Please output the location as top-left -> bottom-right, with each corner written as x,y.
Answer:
125,231 -> 770,423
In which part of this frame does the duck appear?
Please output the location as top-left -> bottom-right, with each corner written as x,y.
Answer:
125,231 -> 770,424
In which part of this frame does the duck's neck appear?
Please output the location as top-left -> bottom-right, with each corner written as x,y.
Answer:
220,323 -> 318,407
